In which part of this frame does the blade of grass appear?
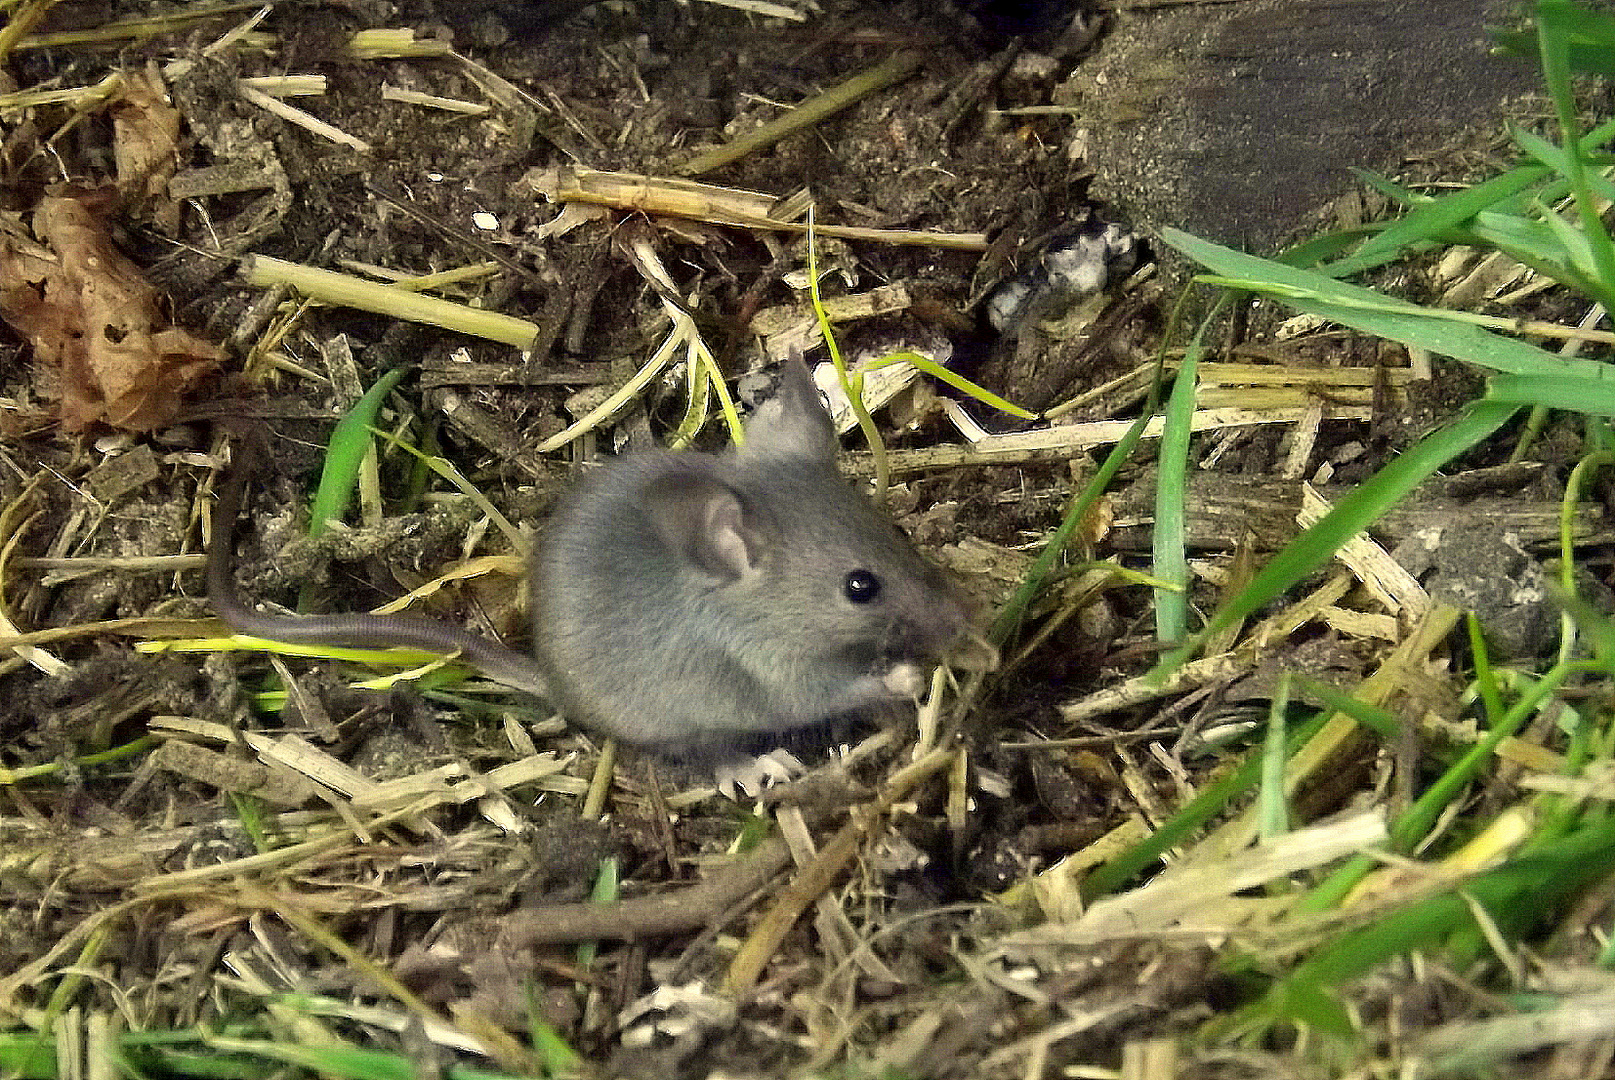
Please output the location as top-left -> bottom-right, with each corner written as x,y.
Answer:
1348,167 -> 1427,207
1254,811 -> 1615,1032
1538,1 -> 1615,305
367,426 -> 525,553
1289,677 -> 1403,738
986,414 -> 1149,646
308,366 -> 408,538
1079,712 -> 1333,901
525,994 -> 584,1078
806,206 -> 890,501
574,855 -> 619,968
1159,400 -> 1519,669
1274,224 -> 1382,271
1154,298 -> 1222,642
1492,27 -> 1615,77
1465,212 -> 1612,302
1299,657 -> 1591,912
1162,228 -> 1615,378
865,351 -> 1037,420
1557,448 -> 1615,664
1325,165 -> 1552,278
1488,372 -> 1615,414
1258,676 -> 1292,842
0,1028 -> 55,1080
1467,612 -> 1507,729
987,289 -> 1188,646
1512,127 -> 1615,203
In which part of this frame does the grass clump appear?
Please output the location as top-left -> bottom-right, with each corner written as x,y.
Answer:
1063,0 -> 1615,1061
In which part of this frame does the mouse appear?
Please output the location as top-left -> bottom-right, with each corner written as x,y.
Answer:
208,355 -> 977,760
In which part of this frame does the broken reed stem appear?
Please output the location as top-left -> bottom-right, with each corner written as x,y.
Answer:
11,1 -> 262,51
534,166 -> 989,250
243,256 -> 540,348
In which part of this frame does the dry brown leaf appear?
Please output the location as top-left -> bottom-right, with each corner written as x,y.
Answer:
109,65 -> 183,230
0,190 -> 220,432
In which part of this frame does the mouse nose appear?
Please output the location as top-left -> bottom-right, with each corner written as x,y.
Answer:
931,586 -> 998,673
947,629 -> 1000,673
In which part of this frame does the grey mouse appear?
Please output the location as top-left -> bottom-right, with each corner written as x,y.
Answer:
532,355 -> 972,757
209,356 -> 973,759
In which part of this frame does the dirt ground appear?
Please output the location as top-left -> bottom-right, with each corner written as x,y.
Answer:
0,1 -> 1600,1077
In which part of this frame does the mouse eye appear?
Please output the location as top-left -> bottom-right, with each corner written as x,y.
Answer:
843,570 -> 882,604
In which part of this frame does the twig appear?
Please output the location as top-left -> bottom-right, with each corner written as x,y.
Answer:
678,50 -> 923,175
725,744 -> 960,992
497,837 -> 793,945
238,82 -> 370,152
529,166 -> 988,250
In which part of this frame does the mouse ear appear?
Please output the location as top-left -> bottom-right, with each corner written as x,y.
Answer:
645,472 -> 767,583
740,350 -> 838,464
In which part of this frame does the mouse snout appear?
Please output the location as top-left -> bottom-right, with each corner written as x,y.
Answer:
871,610 -> 997,680
879,602 -> 964,662
892,589 -> 999,674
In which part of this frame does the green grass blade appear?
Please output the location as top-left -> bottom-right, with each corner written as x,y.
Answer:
1347,167 -> 1427,207
1161,401 -> 1519,668
1388,661 -> 1577,853
0,1031 -> 56,1080
1538,1 -> 1615,306
1301,659 -> 1584,913
1153,302 -> 1219,642
1080,713 -> 1332,901
308,366 -> 409,537
1329,164 -> 1552,276
1290,678 -> 1402,738
1466,215 -> 1610,301
1275,225 -> 1382,270
1258,676 -> 1292,841
1556,587 -> 1615,671
1488,373 -> 1615,415
226,1038 -> 525,1080
1493,28 -> 1615,75
1467,612 -> 1507,728
1162,228 -> 1614,378
368,426 -> 525,553
1259,813 -> 1615,1030
988,411 -> 1149,646
1512,126 -> 1615,202
574,855 -> 620,967
870,352 -> 1037,420
985,274 -> 1189,647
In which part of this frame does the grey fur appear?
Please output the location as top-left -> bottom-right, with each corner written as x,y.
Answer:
212,358 -> 968,756
533,357 -> 967,753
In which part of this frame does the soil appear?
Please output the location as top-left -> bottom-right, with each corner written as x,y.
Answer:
0,2 -> 1605,1078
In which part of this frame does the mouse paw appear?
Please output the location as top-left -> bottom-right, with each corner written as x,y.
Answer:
881,661 -> 927,698
715,748 -> 806,800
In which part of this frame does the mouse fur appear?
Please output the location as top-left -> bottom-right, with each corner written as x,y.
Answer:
211,357 -> 971,759
532,357 -> 969,756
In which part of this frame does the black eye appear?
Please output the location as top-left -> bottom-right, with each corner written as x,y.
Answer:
843,570 -> 882,603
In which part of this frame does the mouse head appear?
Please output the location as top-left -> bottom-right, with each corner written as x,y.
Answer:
641,354 -> 976,714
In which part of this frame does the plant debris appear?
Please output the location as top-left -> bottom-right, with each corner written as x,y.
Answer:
0,191 -> 221,431
2,2 -> 1614,1078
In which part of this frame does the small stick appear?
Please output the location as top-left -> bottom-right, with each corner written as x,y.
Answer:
497,837 -> 793,945
238,83 -> 370,152
677,50 -> 923,176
